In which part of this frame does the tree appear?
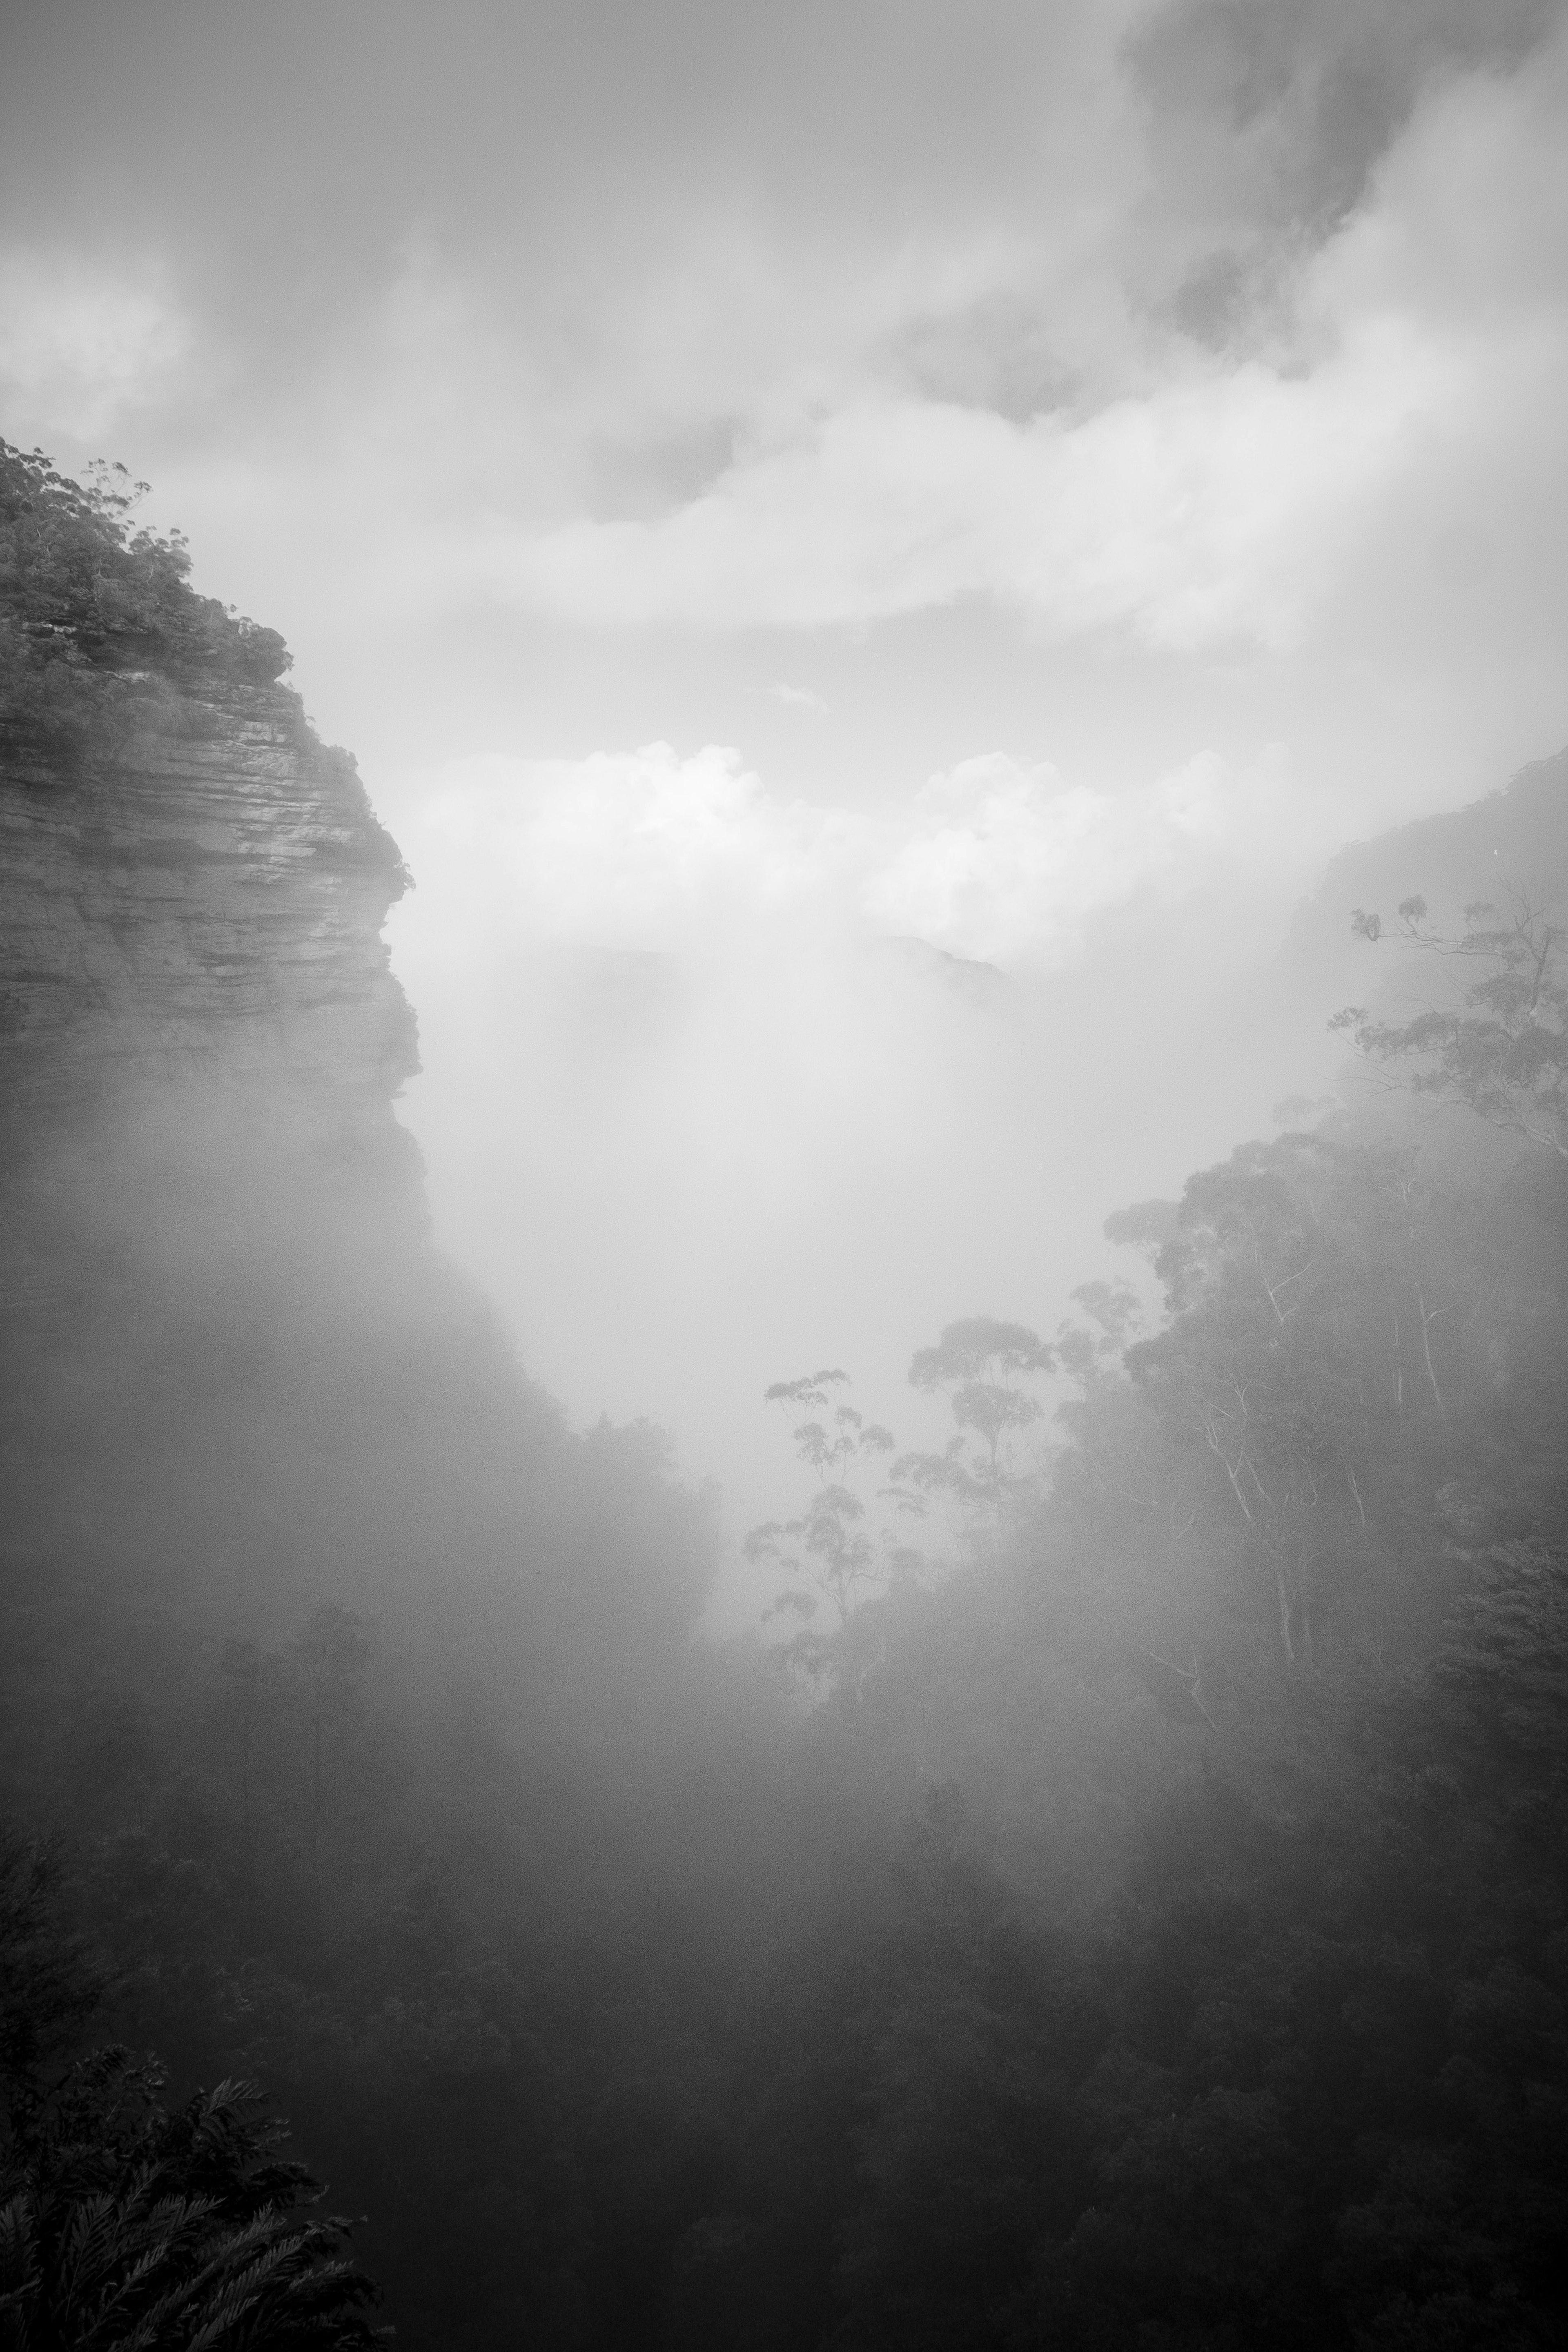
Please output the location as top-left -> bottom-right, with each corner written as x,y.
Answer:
1334,889 -> 1568,1160
1053,1278 -> 1143,1396
0,1838 -> 105,2108
746,1371 -> 900,1642
1120,1140 -> 1413,1664
0,438 -> 290,769
897,1317 -> 1054,1544
0,2053 -> 386,2350
292,1608 -> 372,1883
0,1831 -> 385,2349
219,1638 -> 280,1914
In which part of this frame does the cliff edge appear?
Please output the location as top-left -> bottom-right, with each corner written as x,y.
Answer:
0,442 -> 713,1659
0,444 -> 416,1136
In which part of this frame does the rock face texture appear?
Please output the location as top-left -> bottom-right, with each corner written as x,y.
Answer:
0,440 -> 713,1692
0,447 -> 441,1616
0,677 -> 416,1127
0,442 -> 418,1153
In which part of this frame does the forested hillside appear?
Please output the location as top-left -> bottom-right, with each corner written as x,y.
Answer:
3,447 -> 1565,2350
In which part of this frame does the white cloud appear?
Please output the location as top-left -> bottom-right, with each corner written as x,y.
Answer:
768,683 -> 829,713
863,748 -> 1244,962
483,308 -> 1486,649
455,33 -> 1568,656
406,744 -> 870,958
401,737 -> 1278,973
31,15 -> 1558,813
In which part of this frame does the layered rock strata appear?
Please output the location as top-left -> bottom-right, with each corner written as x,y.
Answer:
0,677 -> 415,1127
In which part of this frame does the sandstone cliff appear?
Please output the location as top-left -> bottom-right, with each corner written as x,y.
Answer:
0,451 -> 415,1138
0,442 -> 713,1674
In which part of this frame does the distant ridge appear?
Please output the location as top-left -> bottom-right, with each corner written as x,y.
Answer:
1211,748 -> 1568,1131
880,934 -> 1007,1000
1295,746 -> 1568,951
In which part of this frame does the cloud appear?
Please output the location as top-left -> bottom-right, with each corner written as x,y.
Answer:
6,2 -> 1563,882
13,8 -> 1563,742
1124,0 -> 1566,318
406,744 -> 870,958
450,29 -> 1568,656
768,684 -> 829,713
488,355 -> 1421,644
401,738 -> 1281,973
863,749 -> 1245,962
0,250 -> 188,439
387,724 -> 1305,1537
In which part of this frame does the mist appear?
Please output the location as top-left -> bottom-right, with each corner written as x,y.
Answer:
383,740 -> 1335,1612
12,0 -> 1566,1605
3,2 -> 1568,2346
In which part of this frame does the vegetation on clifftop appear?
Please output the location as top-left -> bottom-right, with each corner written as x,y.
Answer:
0,442 -> 289,765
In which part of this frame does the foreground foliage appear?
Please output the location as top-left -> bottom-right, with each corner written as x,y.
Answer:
0,1846 -> 384,2351
0,439 -> 289,770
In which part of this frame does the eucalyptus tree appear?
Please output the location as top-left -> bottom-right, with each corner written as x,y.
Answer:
746,1369 -> 900,1645
895,1316 -> 1056,1546
1335,889 -> 1568,1160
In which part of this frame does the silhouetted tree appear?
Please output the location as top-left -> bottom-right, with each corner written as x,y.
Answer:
748,1372 -> 900,1658
897,1316 -> 1054,1543
1335,889 -> 1568,1159
0,2053 -> 385,2350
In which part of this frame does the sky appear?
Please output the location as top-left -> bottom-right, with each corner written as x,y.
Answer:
4,0 -> 1567,1612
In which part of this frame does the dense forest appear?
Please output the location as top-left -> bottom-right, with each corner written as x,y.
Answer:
2,445 -> 1566,2350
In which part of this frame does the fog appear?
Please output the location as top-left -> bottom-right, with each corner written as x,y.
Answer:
7,2 -> 1566,1628
4,4 -> 1568,2346
382,742 -> 1338,1614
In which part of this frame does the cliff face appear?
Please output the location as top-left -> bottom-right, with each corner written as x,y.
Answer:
0,448 -> 443,1620
0,441 -> 417,1156
0,674 -> 416,1129
0,446 -> 715,1653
